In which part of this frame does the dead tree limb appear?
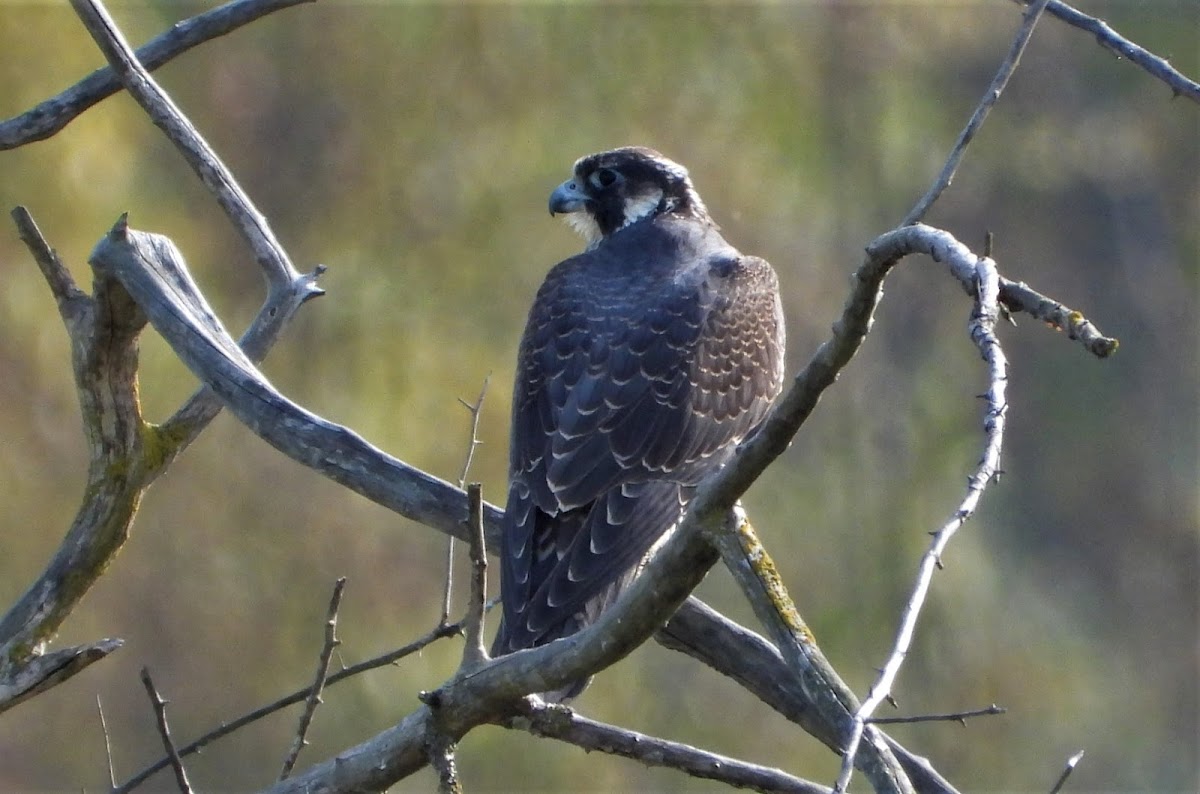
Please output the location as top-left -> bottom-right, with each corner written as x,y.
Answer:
0,0 -> 313,149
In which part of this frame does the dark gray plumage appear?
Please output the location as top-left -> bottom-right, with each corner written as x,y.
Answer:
492,147 -> 785,697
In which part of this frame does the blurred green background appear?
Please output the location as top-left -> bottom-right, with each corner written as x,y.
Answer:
1,1 -> 1196,791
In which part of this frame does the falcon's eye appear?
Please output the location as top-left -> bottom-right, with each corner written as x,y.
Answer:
589,168 -> 619,189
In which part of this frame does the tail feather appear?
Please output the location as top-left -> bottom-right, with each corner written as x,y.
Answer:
490,570 -> 637,701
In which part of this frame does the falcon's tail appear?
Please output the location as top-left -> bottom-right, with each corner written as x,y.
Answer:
490,571 -> 636,702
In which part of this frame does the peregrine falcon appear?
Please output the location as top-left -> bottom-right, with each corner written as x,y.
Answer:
492,147 -> 785,697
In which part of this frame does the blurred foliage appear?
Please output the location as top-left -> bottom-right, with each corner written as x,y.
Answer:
0,1 -> 1197,791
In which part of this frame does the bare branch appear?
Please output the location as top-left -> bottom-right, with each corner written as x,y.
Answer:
116,618 -> 464,792
140,668 -> 193,794
997,278 -> 1117,358
835,252 -> 1010,793
278,578 -> 347,781
1047,750 -> 1085,794
0,210 -> 148,702
97,694 -> 117,788
711,510 -> 909,792
442,375 -> 491,626
0,640 -> 123,715
101,213 -> 1083,792
87,219 -> 502,550
456,376 -> 490,490
1028,0 -> 1200,103
459,485 -> 489,671
868,704 -> 1007,726
68,0 -> 325,482
515,700 -> 832,794
657,601 -> 960,794
71,0 -> 307,287
4,1 -> 324,700
11,207 -> 89,325
904,0 -> 1051,225
0,0 -> 313,149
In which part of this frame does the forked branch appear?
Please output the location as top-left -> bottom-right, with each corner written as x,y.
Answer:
1,0 -> 324,715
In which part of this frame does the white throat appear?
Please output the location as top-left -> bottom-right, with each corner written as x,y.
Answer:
562,213 -> 603,250
561,187 -> 668,251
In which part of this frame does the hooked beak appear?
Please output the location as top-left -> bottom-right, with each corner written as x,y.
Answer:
549,179 -> 589,216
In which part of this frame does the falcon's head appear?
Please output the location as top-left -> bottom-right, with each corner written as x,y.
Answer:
548,147 -> 712,249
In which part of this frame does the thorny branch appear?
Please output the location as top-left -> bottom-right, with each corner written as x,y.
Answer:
834,238 -> 1010,793
442,376 -> 491,626
869,704 -> 1007,726
140,668 -> 193,794
278,578 -> 347,781
115,618 -> 465,792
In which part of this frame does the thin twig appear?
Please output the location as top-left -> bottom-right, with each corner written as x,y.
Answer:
278,577 -> 347,781
114,617 -> 465,792
1024,0 -> 1200,103
868,704 -> 1006,725
442,375 -> 491,625
515,700 -> 831,794
139,668 -> 192,794
903,0 -> 1051,225
97,694 -> 117,788
456,375 -> 490,490
441,544 -> 455,626
835,254 -> 1009,793
460,484 -> 490,671
1047,750 -> 1085,794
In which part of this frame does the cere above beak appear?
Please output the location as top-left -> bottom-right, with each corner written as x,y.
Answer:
549,179 -> 589,216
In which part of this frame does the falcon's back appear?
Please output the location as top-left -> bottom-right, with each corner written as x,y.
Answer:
492,149 -> 785,697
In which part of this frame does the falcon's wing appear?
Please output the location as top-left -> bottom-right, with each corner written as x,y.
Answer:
496,232 -> 784,652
